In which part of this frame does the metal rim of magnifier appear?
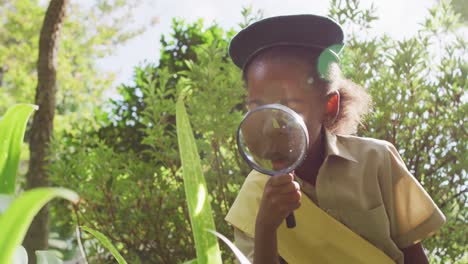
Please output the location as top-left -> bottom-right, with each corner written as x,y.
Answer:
236,103 -> 310,176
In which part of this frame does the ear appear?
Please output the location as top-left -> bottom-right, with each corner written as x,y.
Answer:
326,91 -> 340,123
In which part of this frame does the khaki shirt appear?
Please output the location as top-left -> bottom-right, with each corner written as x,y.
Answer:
226,131 -> 445,264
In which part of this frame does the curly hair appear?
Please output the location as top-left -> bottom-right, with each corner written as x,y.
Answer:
325,63 -> 372,134
242,46 -> 371,135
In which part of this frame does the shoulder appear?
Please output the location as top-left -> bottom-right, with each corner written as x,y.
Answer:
336,134 -> 395,160
228,170 -> 268,209
336,133 -> 392,149
225,170 -> 268,236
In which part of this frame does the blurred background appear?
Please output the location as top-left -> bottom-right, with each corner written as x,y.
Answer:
1,0 -> 466,263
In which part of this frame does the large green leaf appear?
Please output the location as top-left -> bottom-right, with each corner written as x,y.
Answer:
0,104 -> 38,194
207,229 -> 251,264
80,226 -> 127,264
0,188 -> 78,264
176,95 -> 222,264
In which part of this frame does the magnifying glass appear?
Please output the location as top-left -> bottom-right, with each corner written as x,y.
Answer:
237,104 -> 309,228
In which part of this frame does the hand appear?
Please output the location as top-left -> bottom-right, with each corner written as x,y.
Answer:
256,173 -> 301,232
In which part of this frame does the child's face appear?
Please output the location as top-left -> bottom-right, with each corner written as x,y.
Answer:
245,55 -> 328,147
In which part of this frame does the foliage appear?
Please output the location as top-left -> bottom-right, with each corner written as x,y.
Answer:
0,187 -> 78,264
0,0 -> 148,260
50,30 -> 247,262
99,18 -> 235,154
450,0 -> 468,23
329,0 -> 467,263
238,5 -> 264,29
0,104 -> 78,264
208,230 -> 251,264
49,131 -> 192,263
48,1 -> 466,263
81,226 -> 127,264
180,42 -> 249,258
0,0 -> 145,124
0,104 -> 37,194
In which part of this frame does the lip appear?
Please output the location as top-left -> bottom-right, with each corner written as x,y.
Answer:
270,153 -> 289,170
272,160 -> 289,171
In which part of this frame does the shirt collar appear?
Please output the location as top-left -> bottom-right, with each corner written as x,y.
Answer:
324,130 -> 358,163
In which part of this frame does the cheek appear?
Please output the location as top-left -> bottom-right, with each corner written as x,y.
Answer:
301,104 -> 326,130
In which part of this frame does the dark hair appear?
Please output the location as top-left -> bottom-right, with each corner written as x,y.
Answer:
243,46 -> 371,135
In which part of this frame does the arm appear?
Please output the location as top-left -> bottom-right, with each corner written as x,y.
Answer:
234,228 -> 283,264
254,226 -> 279,264
401,242 -> 429,264
383,143 -> 444,263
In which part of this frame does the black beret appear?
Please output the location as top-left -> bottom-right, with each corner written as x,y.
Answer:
229,14 -> 345,70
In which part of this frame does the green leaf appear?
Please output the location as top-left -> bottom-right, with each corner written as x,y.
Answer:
176,95 -> 222,264
80,226 -> 127,264
207,229 -> 251,264
36,250 -> 63,264
0,188 -> 78,264
0,104 -> 38,194
183,259 -> 198,264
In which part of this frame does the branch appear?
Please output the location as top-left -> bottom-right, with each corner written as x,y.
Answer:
440,188 -> 468,209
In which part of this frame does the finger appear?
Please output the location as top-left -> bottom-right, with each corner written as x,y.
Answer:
270,190 -> 301,207
275,192 -> 302,215
276,180 -> 300,194
269,173 -> 294,186
280,189 -> 302,204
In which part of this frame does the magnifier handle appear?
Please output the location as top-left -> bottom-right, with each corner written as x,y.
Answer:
286,212 -> 296,228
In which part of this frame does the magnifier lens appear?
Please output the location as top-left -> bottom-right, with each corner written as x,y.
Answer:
237,104 -> 309,228
237,104 -> 308,175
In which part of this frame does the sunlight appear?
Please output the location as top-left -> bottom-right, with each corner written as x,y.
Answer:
195,184 -> 206,216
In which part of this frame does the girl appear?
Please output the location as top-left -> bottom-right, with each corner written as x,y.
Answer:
225,14 -> 445,264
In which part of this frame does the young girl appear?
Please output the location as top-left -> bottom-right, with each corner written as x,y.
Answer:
225,14 -> 445,264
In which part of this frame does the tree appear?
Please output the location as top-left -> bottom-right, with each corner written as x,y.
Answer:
24,1 -> 70,261
0,0 -> 146,123
23,1 -> 69,262
0,0 -> 149,261
0,0 -> 43,112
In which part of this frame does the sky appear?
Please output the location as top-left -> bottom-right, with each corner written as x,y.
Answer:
94,0 -> 437,94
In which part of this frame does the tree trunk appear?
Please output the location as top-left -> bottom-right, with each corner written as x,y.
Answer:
24,1 -> 69,263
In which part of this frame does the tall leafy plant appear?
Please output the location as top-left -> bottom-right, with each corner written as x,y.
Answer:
176,94 -> 251,264
0,104 -> 37,194
176,95 -> 223,264
0,104 -> 78,263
